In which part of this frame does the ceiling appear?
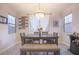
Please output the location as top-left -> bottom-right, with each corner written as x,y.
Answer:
0,3 -> 73,16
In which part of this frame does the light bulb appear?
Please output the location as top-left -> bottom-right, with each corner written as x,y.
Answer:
35,12 -> 45,18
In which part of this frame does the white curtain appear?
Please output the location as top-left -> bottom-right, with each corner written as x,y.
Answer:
29,15 -> 50,32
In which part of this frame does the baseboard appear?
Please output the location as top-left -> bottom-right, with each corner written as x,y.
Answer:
0,42 -> 19,54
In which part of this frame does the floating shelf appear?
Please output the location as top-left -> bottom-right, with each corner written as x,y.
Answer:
18,16 -> 29,29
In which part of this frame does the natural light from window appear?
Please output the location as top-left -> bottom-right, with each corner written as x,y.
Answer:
64,14 -> 72,33
8,15 -> 16,33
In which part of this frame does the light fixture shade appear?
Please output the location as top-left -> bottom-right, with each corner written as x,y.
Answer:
35,12 -> 45,18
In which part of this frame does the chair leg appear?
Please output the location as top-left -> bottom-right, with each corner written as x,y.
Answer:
29,52 -> 31,55
54,50 -> 60,55
20,49 -> 26,55
47,51 -> 48,55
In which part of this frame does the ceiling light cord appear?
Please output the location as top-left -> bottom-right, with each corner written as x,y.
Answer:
38,3 -> 40,11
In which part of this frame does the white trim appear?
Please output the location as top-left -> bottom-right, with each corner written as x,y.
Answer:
0,42 -> 19,54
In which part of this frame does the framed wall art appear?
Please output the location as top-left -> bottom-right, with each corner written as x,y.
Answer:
53,20 -> 59,27
0,15 -> 7,24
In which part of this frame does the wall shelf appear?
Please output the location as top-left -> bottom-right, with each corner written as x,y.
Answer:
18,16 -> 29,29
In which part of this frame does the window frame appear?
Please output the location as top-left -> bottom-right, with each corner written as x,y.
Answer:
8,15 -> 16,34
64,13 -> 72,33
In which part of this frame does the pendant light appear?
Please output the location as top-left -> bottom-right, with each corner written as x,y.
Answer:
35,3 -> 45,18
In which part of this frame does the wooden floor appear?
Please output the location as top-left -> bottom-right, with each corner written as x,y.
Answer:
0,44 -> 73,55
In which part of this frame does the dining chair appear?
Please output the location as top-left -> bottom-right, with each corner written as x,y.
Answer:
42,32 -> 48,44
53,32 -> 58,37
34,32 -> 39,35
52,32 -> 58,45
33,32 -> 40,44
20,33 -> 33,45
45,33 -> 58,45
20,33 -> 26,45
42,32 -> 48,35
34,32 -> 48,44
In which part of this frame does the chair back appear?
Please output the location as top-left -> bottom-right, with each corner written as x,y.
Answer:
20,33 -> 25,45
42,32 -> 48,35
34,32 -> 39,35
53,32 -> 58,37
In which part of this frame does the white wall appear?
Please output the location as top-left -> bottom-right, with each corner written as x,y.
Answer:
61,4 -> 79,47
0,4 -> 18,53
49,13 -> 63,45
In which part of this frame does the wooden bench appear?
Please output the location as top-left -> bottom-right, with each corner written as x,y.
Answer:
20,44 -> 60,55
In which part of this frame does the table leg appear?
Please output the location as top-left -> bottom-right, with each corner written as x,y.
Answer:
20,49 -> 26,55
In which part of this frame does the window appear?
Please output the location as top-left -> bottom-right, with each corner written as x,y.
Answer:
8,15 -> 16,33
29,15 -> 50,32
64,14 -> 72,33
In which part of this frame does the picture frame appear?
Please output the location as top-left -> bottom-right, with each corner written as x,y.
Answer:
53,20 -> 59,27
0,15 -> 7,24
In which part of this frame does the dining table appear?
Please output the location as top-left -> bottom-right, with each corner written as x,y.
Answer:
24,34 -> 58,45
